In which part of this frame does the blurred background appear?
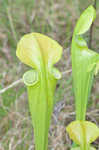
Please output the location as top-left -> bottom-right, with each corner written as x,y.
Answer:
0,0 -> 99,149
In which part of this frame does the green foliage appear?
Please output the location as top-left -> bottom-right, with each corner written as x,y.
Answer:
0,87 -> 25,120
2,89 -> 17,107
0,107 -> 7,119
71,5 -> 99,121
16,33 -> 63,150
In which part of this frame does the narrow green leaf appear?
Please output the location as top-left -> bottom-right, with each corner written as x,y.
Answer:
71,5 -> 99,120
16,33 -> 62,150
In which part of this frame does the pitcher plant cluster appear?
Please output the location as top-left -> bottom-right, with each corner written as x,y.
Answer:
16,5 -> 99,150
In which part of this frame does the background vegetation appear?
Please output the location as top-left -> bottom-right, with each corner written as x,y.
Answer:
0,0 -> 99,149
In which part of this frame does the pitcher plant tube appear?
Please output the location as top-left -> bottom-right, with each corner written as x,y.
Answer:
66,5 -> 99,150
71,5 -> 99,121
16,33 -> 63,150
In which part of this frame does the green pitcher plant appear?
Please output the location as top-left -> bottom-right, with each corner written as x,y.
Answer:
71,5 -> 99,121
16,33 -> 63,150
66,120 -> 99,150
66,5 -> 99,150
